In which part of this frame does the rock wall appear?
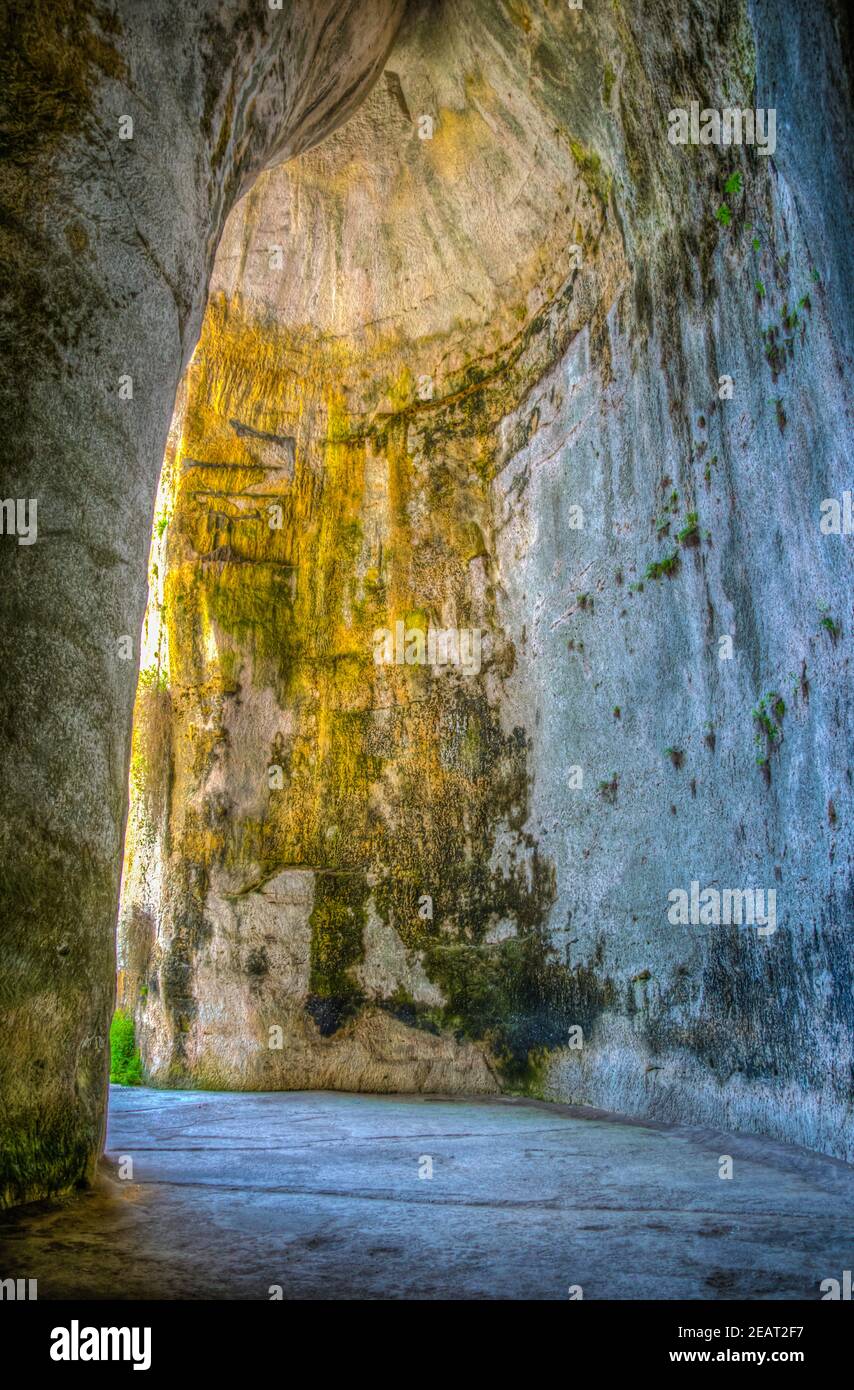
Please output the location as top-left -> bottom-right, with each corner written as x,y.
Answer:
0,0 -> 404,1208
1,0 -> 850,1216
119,1 -> 853,1158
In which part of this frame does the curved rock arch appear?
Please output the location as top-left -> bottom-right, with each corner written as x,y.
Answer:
0,0 -> 405,1207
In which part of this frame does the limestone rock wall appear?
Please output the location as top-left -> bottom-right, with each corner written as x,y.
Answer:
0,0 -> 404,1208
119,1 -> 852,1157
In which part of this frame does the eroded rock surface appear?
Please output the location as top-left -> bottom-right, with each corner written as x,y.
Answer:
0,0 -> 404,1207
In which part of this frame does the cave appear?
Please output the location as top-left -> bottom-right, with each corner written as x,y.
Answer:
1,0 -> 852,1318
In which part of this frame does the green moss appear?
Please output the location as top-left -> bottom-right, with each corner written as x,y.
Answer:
307,874 -> 368,1034
0,1106 -> 97,1208
569,139 -> 612,205
0,0 -> 126,157
109,1009 -> 143,1086
422,930 -> 615,1093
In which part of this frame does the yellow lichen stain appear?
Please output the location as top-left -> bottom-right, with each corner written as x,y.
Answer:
121,147 -> 634,1080
505,1 -> 533,35
144,287 -> 511,904
421,105 -> 486,188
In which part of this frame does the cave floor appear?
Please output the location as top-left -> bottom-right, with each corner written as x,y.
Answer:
2,1087 -> 853,1300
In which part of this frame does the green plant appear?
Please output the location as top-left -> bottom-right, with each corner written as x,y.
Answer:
645,551 -> 679,580
755,279 -> 766,299
664,746 -> 684,769
597,773 -> 619,804
154,510 -> 170,540
762,325 -> 790,376
137,663 -> 168,693
676,511 -> 700,545
653,489 -> 681,535
109,1009 -> 143,1086
817,601 -> 841,642
752,691 -> 785,771
714,172 -> 742,230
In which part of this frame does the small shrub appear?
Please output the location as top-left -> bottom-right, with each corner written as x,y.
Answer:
110,1009 -> 143,1086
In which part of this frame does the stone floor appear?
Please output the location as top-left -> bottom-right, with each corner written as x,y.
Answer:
1,1087 -> 852,1300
